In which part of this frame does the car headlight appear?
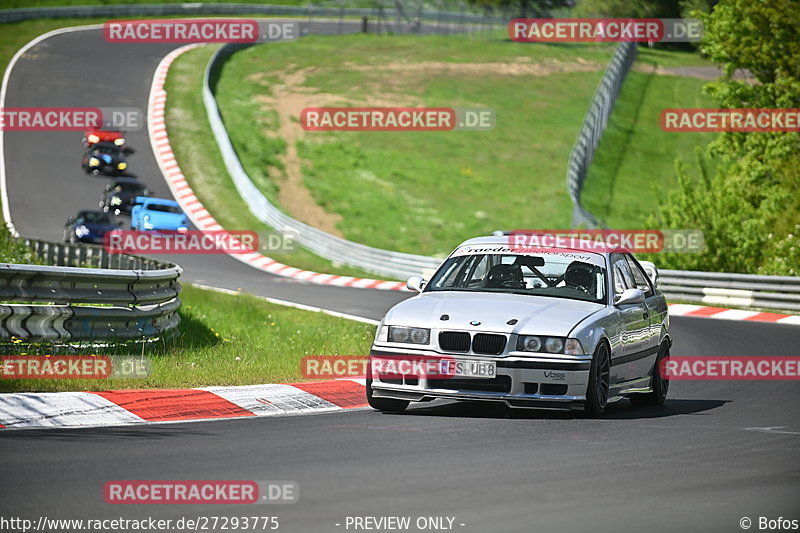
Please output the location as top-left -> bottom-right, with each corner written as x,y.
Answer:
88,157 -> 100,167
517,336 -> 583,355
387,326 -> 430,345
117,162 -> 127,170
177,226 -> 188,233
110,196 -> 122,205
87,134 -> 99,144
545,338 -> 564,353
114,137 -> 125,146
520,336 -> 541,352
75,225 -> 89,237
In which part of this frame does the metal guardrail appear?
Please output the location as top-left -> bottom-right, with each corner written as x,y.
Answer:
0,2 -> 505,27
0,240 -> 182,341
658,269 -> 800,312
566,41 -> 637,229
204,43 -> 443,279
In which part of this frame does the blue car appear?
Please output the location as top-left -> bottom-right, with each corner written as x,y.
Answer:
130,197 -> 189,232
63,210 -> 121,244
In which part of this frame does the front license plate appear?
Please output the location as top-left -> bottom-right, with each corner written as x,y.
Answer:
439,359 -> 496,379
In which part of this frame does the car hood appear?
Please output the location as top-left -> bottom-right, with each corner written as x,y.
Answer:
83,223 -> 117,234
383,291 -> 605,337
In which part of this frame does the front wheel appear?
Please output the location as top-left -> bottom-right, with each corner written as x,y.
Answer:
366,378 -> 409,413
584,342 -> 611,418
631,343 -> 670,406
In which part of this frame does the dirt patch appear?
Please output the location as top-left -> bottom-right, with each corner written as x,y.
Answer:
635,64 -> 756,83
253,59 -> 603,234
344,57 -> 602,76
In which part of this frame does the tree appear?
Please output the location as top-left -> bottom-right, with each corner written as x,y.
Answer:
646,0 -> 800,275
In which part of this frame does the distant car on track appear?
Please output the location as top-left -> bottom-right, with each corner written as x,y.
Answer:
100,177 -> 150,216
131,197 -> 188,232
368,236 -> 671,417
63,209 -> 121,244
81,142 -> 130,175
83,129 -> 128,149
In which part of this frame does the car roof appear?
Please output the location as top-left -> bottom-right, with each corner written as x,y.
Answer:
112,177 -> 144,185
137,196 -> 179,206
454,235 -> 627,256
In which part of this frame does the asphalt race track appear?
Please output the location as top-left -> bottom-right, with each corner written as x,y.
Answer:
2,25 -> 799,533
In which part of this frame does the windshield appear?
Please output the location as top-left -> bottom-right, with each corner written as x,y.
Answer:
426,251 -> 607,304
94,145 -> 120,156
116,182 -> 146,193
147,203 -> 182,214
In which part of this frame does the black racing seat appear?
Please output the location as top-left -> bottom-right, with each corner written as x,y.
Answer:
485,264 -> 525,289
564,261 -> 597,295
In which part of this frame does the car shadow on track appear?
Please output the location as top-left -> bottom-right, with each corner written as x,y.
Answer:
385,398 -> 729,420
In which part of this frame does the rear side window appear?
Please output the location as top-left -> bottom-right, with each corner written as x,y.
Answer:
625,255 -> 654,297
610,254 -> 635,295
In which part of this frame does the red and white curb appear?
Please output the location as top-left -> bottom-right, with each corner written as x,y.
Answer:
668,304 -> 800,325
148,45 -> 405,291
0,379 -> 367,430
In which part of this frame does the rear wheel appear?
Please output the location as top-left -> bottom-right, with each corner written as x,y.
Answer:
366,378 -> 409,413
631,343 -> 670,406
584,342 -> 611,418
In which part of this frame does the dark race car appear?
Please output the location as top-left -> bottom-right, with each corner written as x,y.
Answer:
82,142 -> 131,175
100,177 -> 151,215
63,210 -> 121,244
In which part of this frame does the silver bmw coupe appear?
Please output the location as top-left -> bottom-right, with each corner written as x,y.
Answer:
368,236 -> 672,417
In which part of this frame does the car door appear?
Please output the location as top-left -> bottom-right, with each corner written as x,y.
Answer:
610,253 -> 653,383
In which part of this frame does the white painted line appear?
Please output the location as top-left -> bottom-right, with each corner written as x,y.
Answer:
202,384 -> 339,416
191,283 -> 380,325
0,392 -> 143,428
667,304 -> 704,316
708,309 -> 760,321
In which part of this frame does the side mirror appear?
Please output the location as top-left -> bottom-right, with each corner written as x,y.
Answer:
639,260 -> 659,286
406,276 -> 426,293
122,147 -> 134,156
614,288 -> 645,306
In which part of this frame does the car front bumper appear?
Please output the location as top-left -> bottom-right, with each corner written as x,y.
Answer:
369,347 -> 592,410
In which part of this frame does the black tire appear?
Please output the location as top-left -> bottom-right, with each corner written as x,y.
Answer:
366,378 -> 409,413
584,341 -> 611,418
631,343 -> 670,406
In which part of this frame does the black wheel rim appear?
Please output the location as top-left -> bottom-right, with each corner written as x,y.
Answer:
596,344 -> 610,407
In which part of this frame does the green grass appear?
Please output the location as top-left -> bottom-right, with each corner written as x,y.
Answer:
213,35 -> 719,256
580,70 -> 717,228
0,284 -> 376,392
217,35 -> 618,256
165,45 -> 383,278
